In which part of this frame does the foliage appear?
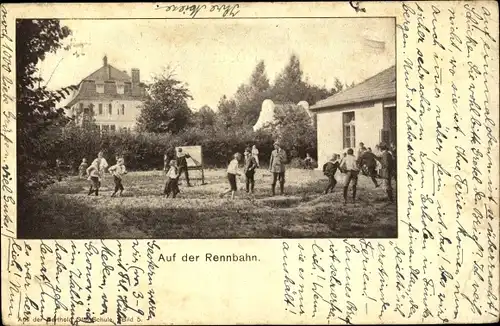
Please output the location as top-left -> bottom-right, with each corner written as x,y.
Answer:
16,19 -> 77,196
136,69 -> 193,133
232,60 -> 271,126
215,95 -> 237,129
52,124 -> 275,171
269,103 -> 317,159
191,105 -> 216,129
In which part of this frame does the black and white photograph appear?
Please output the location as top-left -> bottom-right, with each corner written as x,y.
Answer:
16,17 -> 397,239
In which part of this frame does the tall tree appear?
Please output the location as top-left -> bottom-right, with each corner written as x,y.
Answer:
16,19 -> 78,195
215,95 -> 237,128
136,70 -> 193,133
192,105 -> 216,129
271,54 -> 308,103
232,60 -> 271,127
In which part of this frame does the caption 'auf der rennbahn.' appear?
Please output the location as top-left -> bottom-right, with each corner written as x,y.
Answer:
281,2 -> 498,325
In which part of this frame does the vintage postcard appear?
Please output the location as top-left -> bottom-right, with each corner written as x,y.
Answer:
1,1 -> 499,325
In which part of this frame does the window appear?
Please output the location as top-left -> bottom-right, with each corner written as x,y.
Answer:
342,112 -> 356,149
110,125 -> 116,132
116,82 -> 125,95
79,103 -> 84,111
96,81 -> 104,94
102,125 -> 109,132
108,104 -> 112,115
121,104 -> 125,115
98,103 -> 103,115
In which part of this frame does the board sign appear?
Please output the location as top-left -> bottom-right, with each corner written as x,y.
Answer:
175,146 -> 203,167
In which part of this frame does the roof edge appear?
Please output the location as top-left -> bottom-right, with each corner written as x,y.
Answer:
310,94 -> 396,111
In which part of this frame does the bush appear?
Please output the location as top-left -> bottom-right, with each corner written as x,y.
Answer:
26,124 -> 316,179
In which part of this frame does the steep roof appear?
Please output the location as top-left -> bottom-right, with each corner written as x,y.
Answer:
310,65 -> 396,111
66,61 -> 146,108
83,64 -> 131,82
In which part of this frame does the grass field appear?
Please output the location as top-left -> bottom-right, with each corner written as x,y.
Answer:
18,168 -> 397,239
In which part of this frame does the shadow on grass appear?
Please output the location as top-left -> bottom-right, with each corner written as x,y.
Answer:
18,194 -> 112,239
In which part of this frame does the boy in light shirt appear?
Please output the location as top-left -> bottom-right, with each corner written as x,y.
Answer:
339,148 -> 360,204
86,161 -> 101,196
219,153 -> 242,199
109,157 -> 127,197
164,160 -> 180,198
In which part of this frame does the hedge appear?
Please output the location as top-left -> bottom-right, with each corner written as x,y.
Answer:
52,126 -> 312,171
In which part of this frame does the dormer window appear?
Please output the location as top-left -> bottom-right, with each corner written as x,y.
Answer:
96,81 -> 104,94
116,82 -> 124,95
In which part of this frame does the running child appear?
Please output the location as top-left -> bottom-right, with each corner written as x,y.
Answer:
109,157 -> 127,197
219,153 -> 242,199
86,161 -> 101,196
323,154 -> 340,194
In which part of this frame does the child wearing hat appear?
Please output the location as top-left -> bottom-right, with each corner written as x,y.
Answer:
243,147 -> 258,193
269,141 -> 287,196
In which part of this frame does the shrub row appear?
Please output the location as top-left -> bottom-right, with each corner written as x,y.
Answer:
52,126 -> 316,171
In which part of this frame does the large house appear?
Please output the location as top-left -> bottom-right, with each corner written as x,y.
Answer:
66,56 -> 146,131
309,65 -> 396,168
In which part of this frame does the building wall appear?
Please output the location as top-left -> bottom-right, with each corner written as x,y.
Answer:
316,100 -> 384,169
72,99 -> 143,130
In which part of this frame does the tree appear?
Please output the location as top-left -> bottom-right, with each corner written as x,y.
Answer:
271,54 -> 309,103
232,60 -> 271,127
270,103 -> 315,159
192,105 -> 216,129
136,69 -> 193,133
215,95 -> 237,128
16,19 -> 78,195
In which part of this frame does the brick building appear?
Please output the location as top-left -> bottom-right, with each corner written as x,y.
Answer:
66,56 -> 146,131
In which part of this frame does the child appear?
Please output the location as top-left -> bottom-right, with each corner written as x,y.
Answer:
251,145 -> 260,168
78,158 -> 88,179
109,157 -> 127,197
219,153 -> 242,199
304,153 -> 314,169
357,148 -> 380,188
323,154 -> 340,194
339,148 -> 360,204
164,160 -> 180,198
86,161 -> 100,196
243,147 -> 257,193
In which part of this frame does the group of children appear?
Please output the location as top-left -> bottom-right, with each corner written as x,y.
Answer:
78,151 -> 127,197
74,141 -> 395,204
322,142 -> 396,204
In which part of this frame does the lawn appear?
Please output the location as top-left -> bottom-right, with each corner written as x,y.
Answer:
18,168 -> 397,239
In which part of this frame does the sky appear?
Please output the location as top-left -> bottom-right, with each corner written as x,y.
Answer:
39,18 -> 395,110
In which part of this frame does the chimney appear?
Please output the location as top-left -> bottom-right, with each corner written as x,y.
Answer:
131,68 -> 140,84
103,55 -> 108,66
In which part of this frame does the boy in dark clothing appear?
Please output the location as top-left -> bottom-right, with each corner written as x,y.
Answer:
357,149 -> 380,188
164,160 -> 180,198
176,148 -> 192,187
243,147 -> 257,193
323,154 -> 340,194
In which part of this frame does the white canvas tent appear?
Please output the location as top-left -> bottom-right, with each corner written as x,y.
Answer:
253,99 -> 311,131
